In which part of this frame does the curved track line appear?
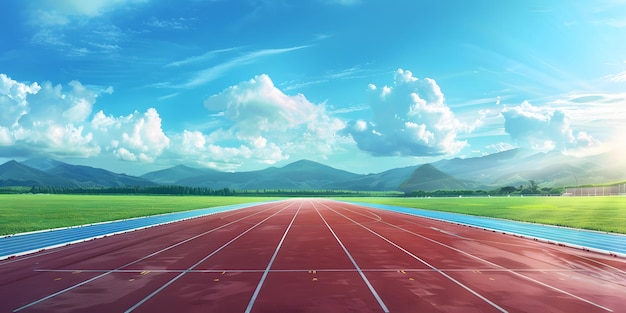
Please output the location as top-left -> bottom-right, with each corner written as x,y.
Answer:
337,201 -> 614,312
394,209 -> 626,278
318,201 -> 508,313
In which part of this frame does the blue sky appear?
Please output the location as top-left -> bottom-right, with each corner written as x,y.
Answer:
1,0 -> 625,174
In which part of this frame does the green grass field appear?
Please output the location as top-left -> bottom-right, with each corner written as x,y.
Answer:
341,196 -> 626,234
0,194 -> 279,236
2,194 -> 625,236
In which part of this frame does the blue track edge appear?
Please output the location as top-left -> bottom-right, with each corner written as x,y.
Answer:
0,201 -> 275,260
342,201 -> 626,258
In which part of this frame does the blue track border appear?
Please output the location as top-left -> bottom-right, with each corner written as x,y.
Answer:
342,201 -> 626,258
0,201 -> 274,260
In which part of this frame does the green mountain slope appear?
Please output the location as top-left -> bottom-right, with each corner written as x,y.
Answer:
0,160 -> 77,187
399,164 -> 482,192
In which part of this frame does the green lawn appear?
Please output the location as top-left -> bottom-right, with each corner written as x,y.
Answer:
0,194 -> 279,236
2,194 -> 625,236
340,196 -> 626,234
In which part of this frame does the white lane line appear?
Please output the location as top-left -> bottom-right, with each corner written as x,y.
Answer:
557,251 -> 626,277
403,210 -> 626,281
429,227 -> 466,239
35,268 -> 597,274
125,201 -> 296,313
244,201 -> 303,313
336,202 -> 614,312
13,202 -> 288,313
1,245 -> 78,265
319,201 -> 507,313
312,201 -> 390,313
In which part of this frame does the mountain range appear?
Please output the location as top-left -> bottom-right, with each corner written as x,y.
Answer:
1,148 -> 625,191
0,158 -> 155,188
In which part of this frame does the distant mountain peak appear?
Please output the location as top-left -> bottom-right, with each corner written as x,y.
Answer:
172,164 -> 194,169
22,157 -> 65,171
2,160 -> 19,166
0,160 -> 77,187
281,159 -> 331,169
409,163 -> 452,180
140,163 -> 217,185
399,163 -> 476,192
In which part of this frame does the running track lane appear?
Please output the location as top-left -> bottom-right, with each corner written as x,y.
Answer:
0,199 -> 624,312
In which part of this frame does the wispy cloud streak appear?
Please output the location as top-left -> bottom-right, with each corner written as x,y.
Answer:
164,47 -> 239,67
177,45 -> 310,88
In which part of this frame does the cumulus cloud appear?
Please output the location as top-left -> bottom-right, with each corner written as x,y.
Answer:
166,74 -> 346,169
91,108 -> 170,163
205,74 -> 328,137
502,101 -> 597,151
164,130 -> 287,171
0,126 -> 13,146
0,74 -> 41,127
2,72 -> 340,170
0,73 -> 171,162
16,123 -> 100,157
341,69 -> 473,157
0,74 -> 103,157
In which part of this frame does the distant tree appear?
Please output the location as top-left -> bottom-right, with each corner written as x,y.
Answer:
529,180 -> 539,193
497,186 -> 517,194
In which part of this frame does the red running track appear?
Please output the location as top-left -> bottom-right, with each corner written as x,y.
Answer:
1,199 -> 625,312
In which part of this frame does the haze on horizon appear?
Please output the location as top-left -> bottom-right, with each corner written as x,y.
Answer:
1,0 -> 625,176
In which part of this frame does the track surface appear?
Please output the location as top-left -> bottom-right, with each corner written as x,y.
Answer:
1,199 -> 624,312
0,202 -> 271,259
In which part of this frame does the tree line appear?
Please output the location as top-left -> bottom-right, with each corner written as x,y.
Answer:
407,183 -> 564,197
1,186 -> 398,197
23,185 -> 236,196
0,180 -> 565,197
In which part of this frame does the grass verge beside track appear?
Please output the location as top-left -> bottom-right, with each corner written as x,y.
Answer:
339,196 -> 626,234
0,194 -> 280,236
3,195 -> 625,236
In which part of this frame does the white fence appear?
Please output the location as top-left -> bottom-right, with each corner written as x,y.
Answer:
563,183 -> 626,196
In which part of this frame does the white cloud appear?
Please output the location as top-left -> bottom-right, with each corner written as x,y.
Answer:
165,47 -> 239,68
17,80 -> 99,125
205,74 -> 324,136
0,74 -> 103,157
31,29 -> 70,47
253,136 -> 267,148
166,74 -> 346,169
178,46 -> 310,88
146,16 -> 191,30
17,122 -> 101,157
0,74 -> 41,127
605,71 -> 626,82
486,142 -> 516,153
33,0 -> 148,24
0,126 -> 13,146
28,1 -> 131,56
0,73 -> 175,161
167,130 -> 287,170
341,69 -> 473,157
92,108 -> 170,163
114,147 -> 137,161
501,101 -> 596,151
